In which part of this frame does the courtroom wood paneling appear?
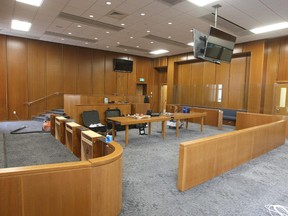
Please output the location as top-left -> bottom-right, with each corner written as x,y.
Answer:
202,62 -> 216,107
0,35 -> 7,121
228,57 -> 247,109
215,63 -> 230,108
91,157 -> 122,216
263,39 -> 280,114
7,37 -> 28,120
278,37 -> 288,80
243,40 -> 265,113
0,177 -> 22,216
126,56 -> 137,96
177,63 -> 191,104
27,40 -> 46,118
22,168 -> 91,216
92,50 -> 105,95
116,68 -> 128,96
46,43 -> 64,110
191,62 -> 203,106
63,45 -> 78,94
77,47 -> 93,95
104,52 -> 118,95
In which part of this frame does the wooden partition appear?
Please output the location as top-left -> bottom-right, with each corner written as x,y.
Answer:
0,140 -> 123,216
178,118 -> 286,192
236,112 -> 288,137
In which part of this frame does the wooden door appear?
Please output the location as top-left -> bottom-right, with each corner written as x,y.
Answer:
273,82 -> 288,115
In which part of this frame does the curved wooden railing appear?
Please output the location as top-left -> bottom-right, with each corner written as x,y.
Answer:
24,92 -> 63,106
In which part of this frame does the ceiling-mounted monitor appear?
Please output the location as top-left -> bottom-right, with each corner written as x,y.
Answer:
193,26 -> 237,64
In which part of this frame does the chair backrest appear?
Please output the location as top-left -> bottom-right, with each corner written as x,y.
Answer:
82,110 -> 100,127
105,108 -> 121,119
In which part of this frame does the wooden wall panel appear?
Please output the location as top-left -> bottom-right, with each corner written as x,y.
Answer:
63,45 -> 78,94
92,50 -> 105,95
7,37 -> 28,120
177,63 -> 191,104
228,57 -> 247,109
263,39 -> 280,114
77,48 -> 92,95
215,63 -> 230,108
0,35 -> 7,121
202,62 -> 216,107
27,40 -> 46,118
46,43 -> 63,110
126,56 -> 137,96
104,52 -> 118,95
243,41 -> 265,113
278,37 -> 288,80
116,72 -> 128,96
191,62 -> 203,106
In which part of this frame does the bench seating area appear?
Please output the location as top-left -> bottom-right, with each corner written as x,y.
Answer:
178,112 -> 287,192
0,118 -> 123,216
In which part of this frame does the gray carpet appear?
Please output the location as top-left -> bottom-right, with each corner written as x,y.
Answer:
115,123 -> 288,216
0,121 -> 79,168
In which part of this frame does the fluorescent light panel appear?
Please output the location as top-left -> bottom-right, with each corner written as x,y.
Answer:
16,0 -> 43,7
11,19 -> 32,31
188,42 -> 194,46
150,49 -> 169,55
187,0 -> 219,7
250,22 -> 288,34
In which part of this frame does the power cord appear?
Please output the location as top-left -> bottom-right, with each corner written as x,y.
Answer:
265,205 -> 288,216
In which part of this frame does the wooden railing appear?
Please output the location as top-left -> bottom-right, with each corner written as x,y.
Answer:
24,92 -> 63,106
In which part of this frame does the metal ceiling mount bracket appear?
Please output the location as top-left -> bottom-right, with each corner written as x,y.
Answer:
212,4 -> 222,28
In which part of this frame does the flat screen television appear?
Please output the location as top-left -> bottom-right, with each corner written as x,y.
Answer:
193,27 -> 236,64
113,58 -> 133,72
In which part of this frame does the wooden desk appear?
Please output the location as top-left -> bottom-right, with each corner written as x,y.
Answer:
107,116 -> 170,147
55,116 -> 67,144
172,112 -> 206,137
65,122 -> 88,158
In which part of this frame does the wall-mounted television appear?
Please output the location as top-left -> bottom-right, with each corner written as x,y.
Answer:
113,58 -> 133,72
193,26 -> 237,64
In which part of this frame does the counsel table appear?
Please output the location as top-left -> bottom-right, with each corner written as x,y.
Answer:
107,115 -> 170,147
171,112 -> 207,137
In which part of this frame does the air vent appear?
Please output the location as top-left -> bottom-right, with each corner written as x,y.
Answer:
158,0 -> 185,6
144,34 -> 189,48
107,10 -> 128,20
201,13 -> 252,37
117,45 -> 150,53
45,31 -> 97,43
58,12 -> 124,31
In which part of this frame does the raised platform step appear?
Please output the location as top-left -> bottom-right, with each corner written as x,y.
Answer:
32,108 -> 68,122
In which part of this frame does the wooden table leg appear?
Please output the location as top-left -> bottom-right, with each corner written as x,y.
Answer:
125,125 -> 129,147
112,122 -> 116,140
200,116 -> 204,132
148,122 -> 151,135
185,119 -> 189,129
162,121 -> 166,139
176,120 -> 179,137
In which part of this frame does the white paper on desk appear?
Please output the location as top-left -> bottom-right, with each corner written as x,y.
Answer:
89,123 -> 104,128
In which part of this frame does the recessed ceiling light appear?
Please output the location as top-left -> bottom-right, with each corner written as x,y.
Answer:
11,19 -> 32,31
187,0 -> 219,7
61,38 -> 64,41
168,36 -> 171,39
106,46 -> 109,48
150,49 -> 169,55
168,22 -> 172,25
141,13 -> 146,16
121,23 -> 125,26
150,41 -> 154,44
117,42 -> 120,44
94,37 -> 98,40
85,42 -> 88,44
124,49 -> 127,51
89,15 -> 94,18
16,0 -> 43,7
106,1 -> 112,5
130,36 -> 133,39
147,30 -> 151,33
188,42 -> 194,46
106,31 -> 110,34
68,32 -> 72,35
250,22 -> 288,34
136,45 -> 139,48
77,25 -> 82,28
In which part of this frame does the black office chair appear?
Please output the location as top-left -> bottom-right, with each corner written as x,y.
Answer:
105,108 -> 125,132
82,110 -> 107,134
